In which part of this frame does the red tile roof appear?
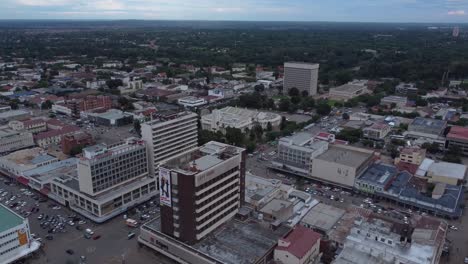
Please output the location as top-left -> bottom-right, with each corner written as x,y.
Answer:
276,226 -> 320,259
447,126 -> 468,141
396,161 -> 419,175
34,125 -> 80,140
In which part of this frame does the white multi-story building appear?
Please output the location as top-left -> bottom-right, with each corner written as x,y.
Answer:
141,111 -> 198,174
0,205 -> 40,264
0,148 -> 58,178
50,138 -> 158,222
177,96 -> 207,108
201,106 -> 281,133
0,126 -> 35,154
284,62 -> 319,96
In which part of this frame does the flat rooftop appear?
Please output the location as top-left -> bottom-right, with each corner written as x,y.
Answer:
315,145 -> 373,168
428,162 -> 467,180
163,141 -> 244,174
301,203 -> 346,233
330,84 -> 365,93
447,125 -> 468,141
358,163 -> 397,186
0,147 -> 56,165
144,217 -> 290,264
0,204 -> 23,232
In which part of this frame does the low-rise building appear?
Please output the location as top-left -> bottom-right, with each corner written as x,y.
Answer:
380,95 -> 408,108
0,147 -> 58,180
405,117 -> 447,148
301,203 -> 346,236
271,132 -> 329,175
426,161 -> 467,186
34,125 -> 80,148
446,125 -> 468,156
310,145 -> 375,188
83,109 -> 133,127
0,126 -> 34,154
201,106 -> 281,133
362,122 -> 391,141
8,119 -> 47,133
0,110 -> 30,122
355,163 -> 397,194
394,147 -> 426,165
328,80 -> 369,101
274,226 -> 321,264
395,82 -> 418,95
61,131 -> 94,155
0,205 -> 40,264
177,96 -> 207,108
245,173 -> 291,209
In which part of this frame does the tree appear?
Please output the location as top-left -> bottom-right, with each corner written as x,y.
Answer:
316,102 -> 331,116
246,141 -> 257,153
387,143 -> 399,159
41,100 -> 53,110
288,87 -> 300,97
301,90 -> 309,97
225,127 -> 244,146
106,79 -> 123,89
336,128 -> 362,143
69,145 -> 84,156
266,122 -> 273,132
254,84 -> 265,93
291,96 -> 301,105
279,98 -> 290,112
253,124 -> 264,140
342,113 -> 350,120
422,142 -> 439,154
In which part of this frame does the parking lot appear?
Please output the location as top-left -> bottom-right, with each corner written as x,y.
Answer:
0,177 -> 175,264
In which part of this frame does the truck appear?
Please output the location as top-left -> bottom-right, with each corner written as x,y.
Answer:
126,219 -> 139,228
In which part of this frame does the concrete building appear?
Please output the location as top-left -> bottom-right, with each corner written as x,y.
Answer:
83,109 -> 133,127
201,106 -> 281,133
395,147 -> 426,165
405,117 -> 447,148
446,125 -> 468,156
141,111 -> 198,174
0,148 -> 58,179
61,131 -> 94,155
426,161 -> 467,186
355,163 -> 398,194
0,110 -> 30,123
158,141 -> 245,244
310,145 -> 375,188
177,96 -> 207,108
0,205 -> 40,264
301,203 -> 346,236
333,215 -> 446,264
245,173 -> 292,209
362,122 -> 391,141
283,62 -> 319,96
8,119 -> 47,133
49,138 -> 158,222
259,199 -> 294,222
274,226 -> 321,264
395,82 -> 418,96
380,95 -> 408,108
0,126 -> 34,154
328,80 -> 369,101
271,132 -> 329,175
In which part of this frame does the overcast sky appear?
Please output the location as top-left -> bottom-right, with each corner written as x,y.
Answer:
1,0 -> 467,22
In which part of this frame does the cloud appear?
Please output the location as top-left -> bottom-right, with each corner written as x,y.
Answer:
16,0 -> 74,6
448,10 -> 465,15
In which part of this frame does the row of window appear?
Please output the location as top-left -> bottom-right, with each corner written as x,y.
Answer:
195,167 -> 238,193
196,192 -> 239,220
0,238 -> 17,248
0,231 -> 17,240
0,245 -> 20,256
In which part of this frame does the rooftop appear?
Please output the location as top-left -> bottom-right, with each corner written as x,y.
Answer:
301,203 -> 346,233
86,109 -> 132,120
0,147 -> 56,166
315,145 -> 374,168
0,204 -> 23,232
358,163 -> 397,186
428,161 -> 467,180
34,125 -> 80,140
330,83 -> 366,93
0,109 -> 29,120
447,125 -> 468,141
162,141 -> 244,174
276,226 -> 321,259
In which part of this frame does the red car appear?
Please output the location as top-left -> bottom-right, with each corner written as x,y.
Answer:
92,235 -> 101,240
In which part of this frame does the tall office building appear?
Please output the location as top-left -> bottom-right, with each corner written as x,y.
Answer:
141,111 -> 198,174
158,141 -> 246,244
453,26 -> 460,38
77,139 -> 149,195
284,62 -> 320,96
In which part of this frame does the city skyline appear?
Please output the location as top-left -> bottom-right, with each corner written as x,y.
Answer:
1,0 -> 468,23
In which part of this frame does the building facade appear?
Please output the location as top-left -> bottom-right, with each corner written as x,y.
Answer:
0,127 -> 34,154
0,205 -> 40,264
283,62 -> 319,96
141,111 -> 198,174
158,141 -> 246,244
446,126 -> 468,156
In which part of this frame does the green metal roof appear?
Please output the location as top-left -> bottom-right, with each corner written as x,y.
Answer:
0,205 -> 23,232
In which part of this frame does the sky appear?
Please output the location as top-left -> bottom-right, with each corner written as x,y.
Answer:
0,0 -> 468,23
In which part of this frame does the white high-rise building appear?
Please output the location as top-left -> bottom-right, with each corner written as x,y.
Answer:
284,62 -> 319,96
141,111 -> 198,174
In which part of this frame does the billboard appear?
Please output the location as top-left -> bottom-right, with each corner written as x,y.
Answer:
159,168 -> 172,207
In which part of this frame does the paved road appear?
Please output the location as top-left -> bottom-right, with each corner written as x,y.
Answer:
0,177 -> 175,264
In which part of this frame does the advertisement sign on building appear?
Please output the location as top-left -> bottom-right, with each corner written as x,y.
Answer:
159,168 -> 172,206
